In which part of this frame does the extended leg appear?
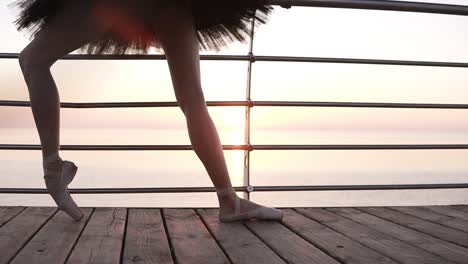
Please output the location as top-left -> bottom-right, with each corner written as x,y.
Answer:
18,1 -> 112,220
154,5 -> 283,221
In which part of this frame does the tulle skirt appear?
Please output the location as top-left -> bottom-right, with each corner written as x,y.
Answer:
9,0 -> 274,54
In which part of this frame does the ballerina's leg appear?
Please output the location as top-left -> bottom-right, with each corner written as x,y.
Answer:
153,6 -> 235,192
153,5 -> 283,221
18,2 -> 113,159
17,1 -> 115,220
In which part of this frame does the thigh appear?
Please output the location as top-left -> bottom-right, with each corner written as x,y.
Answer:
23,1 -> 113,65
153,4 -> 206,112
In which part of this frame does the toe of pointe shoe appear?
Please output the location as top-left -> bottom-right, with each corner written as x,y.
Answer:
73,211 -> 85,222
258,207 -> 283,221
59,194 -> 84,221
69,206 -> 84,221
278,209 -> 284,221
219,208 -> 284,222
61,204 -> 84,221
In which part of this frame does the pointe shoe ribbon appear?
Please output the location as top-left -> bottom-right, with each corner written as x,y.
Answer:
43,155 -> 84,221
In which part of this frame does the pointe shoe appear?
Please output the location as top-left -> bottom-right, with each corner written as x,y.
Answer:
43,156 -> 84,221
217,187 -> 283,222
62,160 -> 78,187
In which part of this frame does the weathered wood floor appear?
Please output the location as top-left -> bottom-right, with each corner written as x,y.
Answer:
1,205 -> 468,264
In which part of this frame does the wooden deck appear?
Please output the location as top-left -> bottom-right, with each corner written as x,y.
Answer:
1,205 -> 468,264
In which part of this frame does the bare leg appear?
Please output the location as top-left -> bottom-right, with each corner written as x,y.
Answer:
152,6 -> 233,190
153,5 -> 283,221
18,1 -> 113,220
18,2 -> 112,158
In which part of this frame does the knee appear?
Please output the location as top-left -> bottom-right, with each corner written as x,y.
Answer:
180,101 -> 209,118
177,90 -> 209,117
19,46 -> 34,74
19,44 -> 53,80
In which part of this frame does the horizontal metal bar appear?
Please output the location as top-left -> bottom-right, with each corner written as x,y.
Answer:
268,0 -> 468,16
252,101 -> 468,109
255,56 -> 468,68
1,53 -> 467,67
0,53 -> 248,61
253,144 -> 468,150
1,144 -> 467,151
0,144 -> 248,151
1,184 -> 468,194
0,100 -> 248,108
2,100 -> 468,109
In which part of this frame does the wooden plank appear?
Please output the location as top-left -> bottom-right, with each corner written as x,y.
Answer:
281,209 -> 396,264
296,208 -> 452,264
329,207 -> 468,264
450,205 -> 468,212
0,207 -> 57,263
389,206 -> 468,233
67,207 -> 127,264
163,208 -> 229,264
0,206 -> 25,227
197,208 -> 286,264
122,209 -> 174,264
10,208 -> 93,264
243,213 -> 340,264
424,205 -> 468,221
360,207 -> 468,248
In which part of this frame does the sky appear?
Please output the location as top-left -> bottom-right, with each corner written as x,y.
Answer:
0,1 -> 468,206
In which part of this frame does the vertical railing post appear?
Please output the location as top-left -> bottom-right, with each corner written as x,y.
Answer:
243,10 -> 257,200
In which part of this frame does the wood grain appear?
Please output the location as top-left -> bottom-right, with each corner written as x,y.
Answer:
197,208 -> 287,264
0,207 -> 57,263
10,208 -> 93,264
282,208 -> 396,264
66,207 -> 127,264
330,207 -> 468,264
163,208 -> 229,264
122,208 -> 174,264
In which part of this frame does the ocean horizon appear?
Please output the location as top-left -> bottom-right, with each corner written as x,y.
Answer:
1,127 -> 467,207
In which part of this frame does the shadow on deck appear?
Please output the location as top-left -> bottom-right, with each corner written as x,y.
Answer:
1,205 -> 468,263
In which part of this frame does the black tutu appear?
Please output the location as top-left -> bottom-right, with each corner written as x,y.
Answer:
9,0 -> 274,54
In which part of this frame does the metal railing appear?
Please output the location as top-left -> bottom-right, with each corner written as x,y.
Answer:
1,0 -> 468,199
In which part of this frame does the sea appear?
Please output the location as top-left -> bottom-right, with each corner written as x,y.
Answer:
1,128 -> 467,208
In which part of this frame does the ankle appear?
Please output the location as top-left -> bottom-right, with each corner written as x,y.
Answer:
216,186 -> 238,203
42,152 -> 62,175
43,152 -> 61,164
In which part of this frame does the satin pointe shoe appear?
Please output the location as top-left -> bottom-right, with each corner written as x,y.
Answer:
62,160 -> 78,187
43,155 -> 84,221
217,187 -> 284,222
